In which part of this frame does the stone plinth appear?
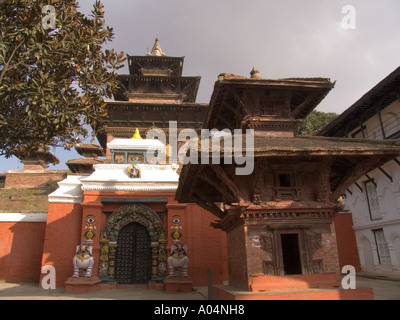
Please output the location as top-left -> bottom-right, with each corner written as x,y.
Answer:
65,276 -> 101,294
164,276 -> 192,293
249,273 -> 340,291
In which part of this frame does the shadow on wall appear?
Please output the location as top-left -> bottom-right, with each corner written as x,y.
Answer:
0,201 -> 82,287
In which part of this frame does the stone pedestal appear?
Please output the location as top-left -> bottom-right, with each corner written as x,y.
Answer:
164,276 -> 193,293
65,276 -> 101,294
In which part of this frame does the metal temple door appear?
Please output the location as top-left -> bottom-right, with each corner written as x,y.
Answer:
115,222 -> 152,284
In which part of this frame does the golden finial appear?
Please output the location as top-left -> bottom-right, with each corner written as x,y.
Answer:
131,128 -> 142,139
151,37 -> 166,56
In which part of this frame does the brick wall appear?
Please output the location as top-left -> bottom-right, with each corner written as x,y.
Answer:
40,202 -> 83,287
333,212 -> 361,270
226,222 -> 248,289
313,223 -> 341,274
184,204 -> 228,286
0,221 -> 46,282
5,170 -> 68,189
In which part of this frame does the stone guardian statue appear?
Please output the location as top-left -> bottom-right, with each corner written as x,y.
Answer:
72,242 -> 95,278
167,240 -> 189,277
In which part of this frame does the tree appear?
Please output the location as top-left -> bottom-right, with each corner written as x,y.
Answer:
0,0 -> 125,162
294,110 -> 338,136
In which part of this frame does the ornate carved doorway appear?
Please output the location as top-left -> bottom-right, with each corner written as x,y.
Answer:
115,222 -> 152,284
99,204 -> 167,284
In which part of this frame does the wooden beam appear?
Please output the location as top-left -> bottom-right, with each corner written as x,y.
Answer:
378,167 -> 393,182
215,113 -> 234,129
355,182 -> 363,193
192,193 -> 225,220
198,168 -> 236,204
229,87 -> 250,115
330,155 -> 386,202
198,174 -> 225,197
291,92 -> 318,118
224,100 -> 246,123
365,174 -> 377,188
209,164 -> 248,206
208,89 -> 229,129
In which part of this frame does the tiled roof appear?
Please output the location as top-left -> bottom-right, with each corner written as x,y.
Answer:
188,135 -> 400,157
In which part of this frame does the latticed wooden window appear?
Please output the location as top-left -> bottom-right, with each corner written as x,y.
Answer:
373,229 -> 392,265
364,180 -> 381,221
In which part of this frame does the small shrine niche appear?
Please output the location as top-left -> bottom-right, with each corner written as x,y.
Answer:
108,129 -> 165,166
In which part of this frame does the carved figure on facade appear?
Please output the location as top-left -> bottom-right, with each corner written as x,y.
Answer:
316,160 -> 332,202
83,215 -> 96,241
72,242 -> 95,278
98,239 -> 109,276
167,240 -> 189,277
127,164 -> 141,178
158,238 -> 168,275
170,215 -> 183,240
259,232 -> 274,258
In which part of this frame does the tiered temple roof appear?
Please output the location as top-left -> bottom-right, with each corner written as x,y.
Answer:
176,70 -> 400,218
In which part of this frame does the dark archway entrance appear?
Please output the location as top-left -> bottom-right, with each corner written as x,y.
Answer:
115,222 -> 152,284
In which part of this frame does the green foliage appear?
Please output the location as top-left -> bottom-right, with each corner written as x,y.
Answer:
294,110 -> 339,136
0,0 -> 125,161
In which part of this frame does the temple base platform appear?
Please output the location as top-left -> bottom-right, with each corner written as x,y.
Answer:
65,276 -> 101,294
212,274 -> 374,300
164,276 -> 193,293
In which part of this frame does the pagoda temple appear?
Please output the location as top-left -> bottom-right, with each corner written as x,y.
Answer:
97,38 -> 208,162
4,37 -> 400,299
38,39 -> 228,291
176,69 -> 400,299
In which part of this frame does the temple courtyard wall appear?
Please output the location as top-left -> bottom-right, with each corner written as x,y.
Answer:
0,202 -> 228,288
0,211 -> 356,286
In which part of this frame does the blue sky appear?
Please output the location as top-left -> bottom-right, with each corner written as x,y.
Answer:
1,0 -> 400,172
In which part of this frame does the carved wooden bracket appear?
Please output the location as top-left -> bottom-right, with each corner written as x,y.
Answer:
208,164 -> 248,206
330,155 -> 386,202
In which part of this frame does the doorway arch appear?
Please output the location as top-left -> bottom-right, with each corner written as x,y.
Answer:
98,203 -> 167,283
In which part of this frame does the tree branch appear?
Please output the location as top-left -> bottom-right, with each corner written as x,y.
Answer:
0,40 -> 24,83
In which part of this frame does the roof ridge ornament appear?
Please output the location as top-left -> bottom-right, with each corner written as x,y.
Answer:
148,37 -> 166,56
250,66 -> 262,79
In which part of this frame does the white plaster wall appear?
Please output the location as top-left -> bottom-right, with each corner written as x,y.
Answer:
344,160 -> 400,274
344,99 -> 400,274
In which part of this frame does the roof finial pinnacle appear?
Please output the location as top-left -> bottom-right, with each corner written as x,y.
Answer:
250,66 -> 262,79
131,128 -> 142,139
150,37 -> 166,56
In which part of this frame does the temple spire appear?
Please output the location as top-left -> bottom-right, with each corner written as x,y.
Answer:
148,37 -> 166,56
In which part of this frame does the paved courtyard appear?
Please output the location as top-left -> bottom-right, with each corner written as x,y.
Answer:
0,274 -> 399,300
